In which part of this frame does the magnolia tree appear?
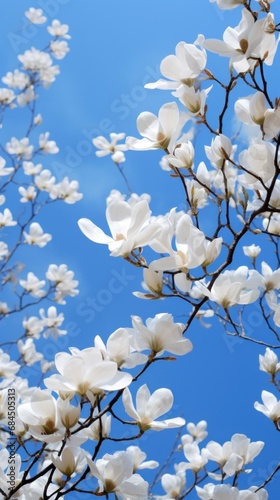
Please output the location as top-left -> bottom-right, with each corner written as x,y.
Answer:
1,1 -> 280,499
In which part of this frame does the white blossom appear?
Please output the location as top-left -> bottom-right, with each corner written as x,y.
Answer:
23,161 -> 42,176
173,85 -> 212,116
0,242 -> 8,261
204,10 -> 279,73
0,209 -> 17,228
2,70 -> 30,90
122,384 -> 185,431
39,306 -> 66,338
46,264 -> 79,303
126,445 -> 158,472
6,137 -> 33,159
49,177 -> 83,204
78,194 -> 160,257
39,132 -> 59,154
243,244 -> 261,259
44,346 -> 132,397
0,88 -> 15,106
47,20 -> 71,39
130,313 -> 193,357
0,350 -> 20,378
22,316 -> 43,339
18,185 -> 37,202
50,40 -> 70,60
145,39 -> 207,90
0,157 -> 13,176
23,222 -> 52,247
87,451 -> 148,498
133,267 -> 164,299
35,169 -> 56,191
254,390 -> 280,425
259,348 -> 280,376
17,339 -> 43,366
25,8 -> 47,24
126,102 -> 188,152
19,272 -> 46,297
93,132 -> 127,157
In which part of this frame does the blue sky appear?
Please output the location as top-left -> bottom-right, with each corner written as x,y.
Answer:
1,0 -> 280,497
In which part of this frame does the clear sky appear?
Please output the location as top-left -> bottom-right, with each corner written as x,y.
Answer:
1,0 -> 280,497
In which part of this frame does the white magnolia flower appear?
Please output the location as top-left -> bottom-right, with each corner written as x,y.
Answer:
145,39 -> 207,90
93,132 -> 126,157
254,390 -> 280,425
185,420 -> 208,443
83,410 -> 111,441
17,389 -> 64,442
126,446 -> 158,471
46,264 -> 79,303
51,446 -> 84,477
23,161 -> 42,176
204,9 -> 279,73
0,242 -> 8,261
196,266 -> 261,308
39,132 -> 59,154
203,434 -> 264,478
17,85 -> 37,107
126,102 -> 188,153
18,48 -> 53,72
87,451 -> 148,498
173,85 -> 212,116
150,213 -> 222,272
263,214 -> 280,235
49,177 -> 83,204
166,141 -> 194,169
23,222 -> 52,247
133,267 -> 164,300
122,384 -> 185,431
19,272 -> 46,297
57,399 -> 80,430
130,313 -> 193,357
0,209 -> 17,228
35,169 -> 55,192
259,348 -> 280,376
17,338 -> 43,366
39,306 -> 66,339
6,137 -> 33,159
2,69 -> 30,90
0,157 -> 13,176
22,316 -> 43,339
78,195 -> 160,257
0,88 -> 15,105
182,442 -> 208,472
235,92 -> 280,140
0,350 -> 20,378
25,7 -> 47,24
34,113 -> 42,125
44,346 -> 132,397
40,359 -> 55,374
47,20 -> 71,39
94,328 -> 147,369
160,470 -> 186,499
259,261 -> 280,292
18,185 -> 37,202
205,134 -> 236,170
50,40 -> 70,60
0,302 -> 10,316
243,244 -> 261,259
39,65 -> 60,87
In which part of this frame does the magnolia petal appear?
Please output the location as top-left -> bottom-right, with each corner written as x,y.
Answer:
78,218 -> 113,245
